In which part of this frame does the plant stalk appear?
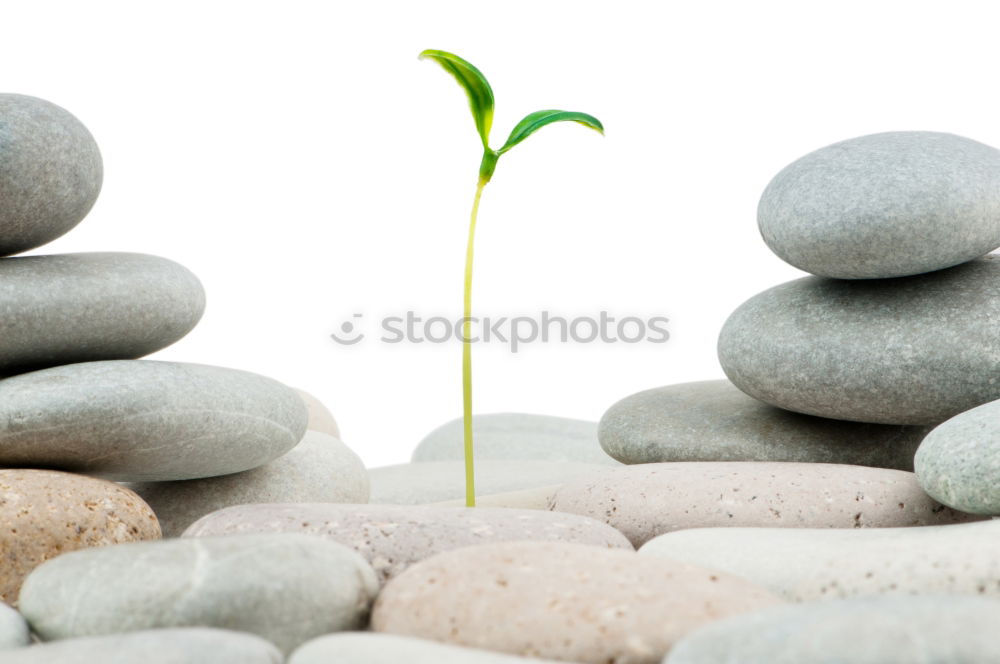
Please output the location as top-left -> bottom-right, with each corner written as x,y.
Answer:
463,175 -> 487,507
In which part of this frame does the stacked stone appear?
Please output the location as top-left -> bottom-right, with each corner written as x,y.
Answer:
0,92 -> 370,615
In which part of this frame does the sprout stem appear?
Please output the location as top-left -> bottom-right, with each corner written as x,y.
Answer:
463,176 -> 487,508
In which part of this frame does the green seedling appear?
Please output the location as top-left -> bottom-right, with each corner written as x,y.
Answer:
419,49 -> 604,507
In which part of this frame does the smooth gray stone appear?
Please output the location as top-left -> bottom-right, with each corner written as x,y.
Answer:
718,255 -> 1000,425
916,398 -> 1000,514
412,413 -> 617,465
0,603 -> 29,649
599,381 -> 930,470
0,360 -> 308,481
3,628 -> 282,663
131,431 -> 370,536
291,633 -> 563,663
0,94 -> 102,256
0,252 -> 205,375
368,460 -> 608,505
638,520 -> 1000,602
759,131 -> 1000,279
665,595 -> 1000,664
18,534 -> 379,655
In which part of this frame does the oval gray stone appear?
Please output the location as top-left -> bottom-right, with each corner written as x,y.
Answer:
2,628 -> 282,663
915,397 -> 1000,514
599,381 -> 930,469
759,131 -> 1000,279
665,595 -> 1000,664
718,255 -> 1000,424
0,94 -> 103,256
0,253 -> 205,375
291,633 -> 564,664
369,460 -> 610,505
639,519 -> 1000,601
549,462 -> 979,547
0,360 -> 308,481
184,503 -> 632,582
131,431 -> 369,536
0,603 -> 29,650
18,534 -> 379,655
412,413 -> 617,465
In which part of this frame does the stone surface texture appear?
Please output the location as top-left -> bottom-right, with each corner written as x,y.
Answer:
430,485 -> 561,510
290,633 -> 565,664
719,255 -> 1000,424
0,253 -> 206,375
639,519 -> 1000,601
372,541 -> 781,664
18,534 -> 379,654
758,131 -> 1000,279
0,469 -> 159,602
184,503 -> 632,582
0,94 -> 103,256
0,360 -> 308,481
0,603 -> 29,649
131,431 -> 369,536
295,388 -> 341,438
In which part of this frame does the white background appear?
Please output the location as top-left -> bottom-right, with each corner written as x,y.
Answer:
3,1 -> 999,467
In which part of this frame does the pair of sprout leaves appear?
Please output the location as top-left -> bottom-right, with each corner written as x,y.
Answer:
420,49 -> 603,507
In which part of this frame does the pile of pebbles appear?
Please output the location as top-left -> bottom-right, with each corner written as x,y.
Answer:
4,97 -> 1000,663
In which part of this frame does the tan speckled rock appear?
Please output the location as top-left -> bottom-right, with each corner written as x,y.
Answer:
295,389 -> 340,438
639,519 -> 1000,601
0,469 -> 160,602
548,462 -> 981,547
183,503 -> 632,582
371,541 -> 782,663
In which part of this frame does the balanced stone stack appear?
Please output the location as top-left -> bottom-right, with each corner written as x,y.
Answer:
0,91 -> 368,613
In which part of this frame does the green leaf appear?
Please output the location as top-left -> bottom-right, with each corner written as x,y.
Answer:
419,49 -> 495,149
497,110 -> 604,155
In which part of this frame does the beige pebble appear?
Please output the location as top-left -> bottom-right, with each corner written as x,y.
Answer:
295,389 -> 341,438
430,485 -> 561,510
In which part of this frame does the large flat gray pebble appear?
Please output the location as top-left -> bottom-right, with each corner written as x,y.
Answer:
291,633 -> 564,663
916,397 -> 1000,514
639,519 -> 1000,601
599,380 -> 930,469
2,628 -> 281,663
0,94 -> 102,256
18,534 -> 379,654
759,131 -> 1000,278
412,413 -> 617,465
0,252 -> 205,375
0,360 -> 308,481
184,503 -> 632,582
369,460 -> 610,504
719,255 -> 1000,424
0,603 -> 29,649
665,594 -> 1000,664
130,431 -> 369,536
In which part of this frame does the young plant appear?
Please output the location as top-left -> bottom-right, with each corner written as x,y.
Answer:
419,49 -> 604,507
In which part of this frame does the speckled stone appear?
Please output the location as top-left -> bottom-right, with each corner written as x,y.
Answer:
665,595 -> 1000,664
916,398 -> 1000,514
2,628 -> 282,663
368,461 -> 609,504
0,360 -> 308,481
130,432 -> 369,537
290,633 -> 564,664
431,485 -> 561,510
548,462 -> 979,547
412,413 -> 617,465
599,381 -> 930,469
0,603 -> 29,649
372,541 -> 782,664
0,253 -> 205,375
639,519 -> 1000,601
0,94 -> 102,256
184,503 -> 632,582
0,469 -> 160,603
718,255 -> 1000,425
295,388 -> 341,438
759,131 -> 1000,279
18,534 -> 378,655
